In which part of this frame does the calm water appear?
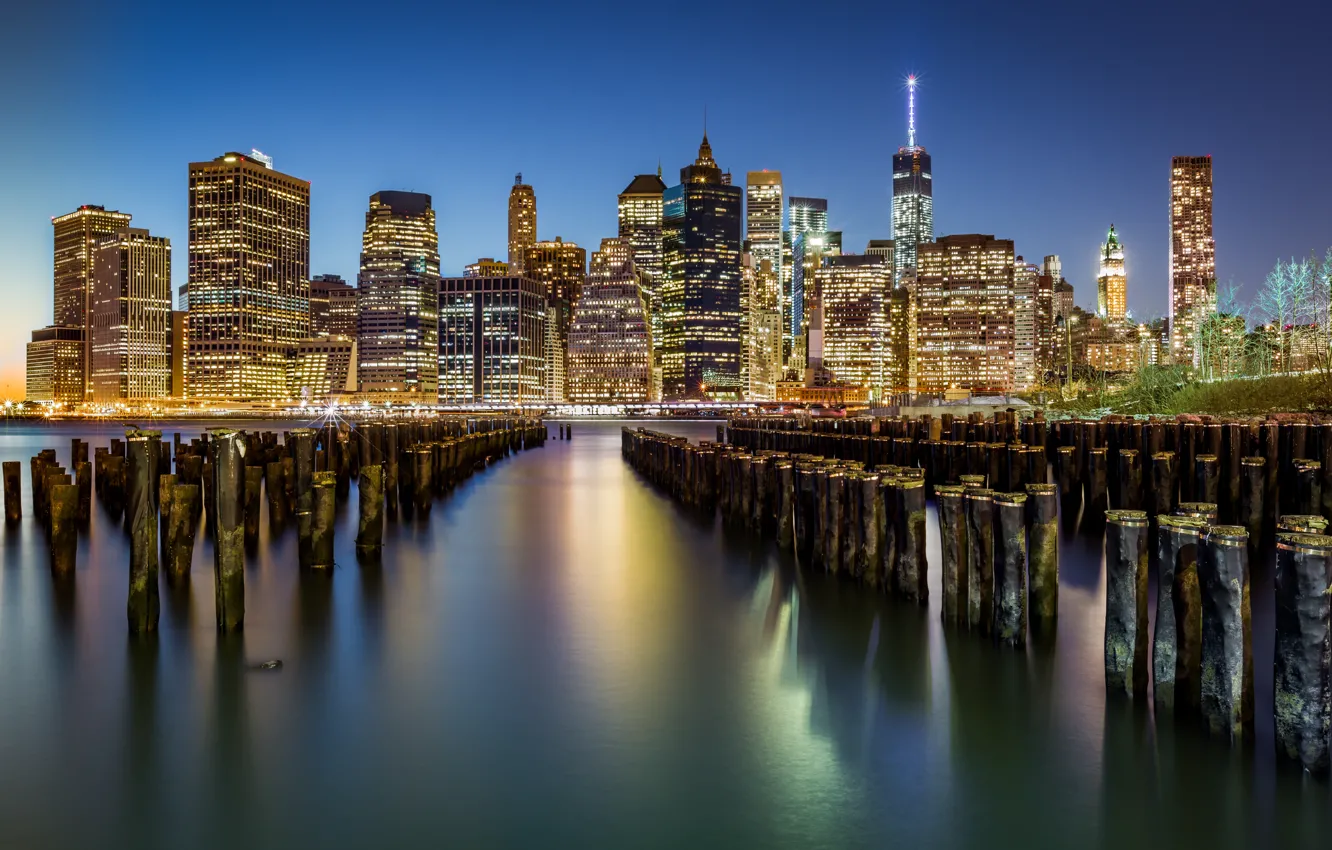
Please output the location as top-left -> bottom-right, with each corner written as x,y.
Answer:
0,418 -> 1328,849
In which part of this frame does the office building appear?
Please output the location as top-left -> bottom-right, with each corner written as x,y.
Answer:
88,228 -> 172,402
566,239 -> 653,403
744,256 -> 781,402
25,326 -> 84,403
916,234 -> 1016,394
818,254 -> 893,397
785,196 -> 828,352
1097,225 -> 1127,320
356,191 -> 441,397
745,171 -> 783,328
892,76 -> 933,283
618,172 -> 667,339
523,237 -> 586,403
660,135 -> 744,399
310,274 -> 357,339
887,285 -> 917,395
866,239 -> 895,265
438,275 -> 548,405
508,174 -> 536,273
293,337 -> 356,402
1013,257 -> 1039,391
52,204 -> 133,397
1170,156 -> 1216,364
465,258 -> 510,278
186,151 -> 310,401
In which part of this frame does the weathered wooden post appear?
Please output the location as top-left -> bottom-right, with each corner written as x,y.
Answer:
384,423 -> 399,519
292,428 -> 316,568
1105,509 -> 1149,698
897,478 -> 928,604
877,476 -> 899,592
856,472 -> 880,581
1155,516 -> 1206,713
310,471 -> 336,569
1293,458 -> 1322,517
936,485 -> 968,625
966,488 -> 995,634
1195,454 -> 1219,506
1279,515 -> 1329,534
824,470 -> 844,575
1026,483 -> 1058,635
414,446 -> 432,515
210,429 -> 246,631
1055,445 -> 1078,508
265,460 -> 288,527
158,473 -> 177,576
4,461 -> 21,523
1199,524 -> 1253,743
356,462 -> 384,559
775,461 -> 795,551
1239,457 -> 1265,566
125,430 -> 161,633
1085,448 -> 1108,525
1116,449 -> 1142,510
993,492 -> 1028,648
75,461 -> 91,522
243,466 -> 263,548
167,484 -> 198,584
1176,502 -> 1219,524
1150,451 -> 1178,521
1274,532 -> 1332,776
49,483 -> 78,575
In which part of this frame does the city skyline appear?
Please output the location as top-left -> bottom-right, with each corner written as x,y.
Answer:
2,0 -> 1330,395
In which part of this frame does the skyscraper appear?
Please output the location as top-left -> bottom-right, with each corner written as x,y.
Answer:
786,196 -> 828,353
523,237 -> 586,402
89,228 -> 172,402
818,254 -> 893,397
52,205 -> 133,398
1097,225 -> 1127,320
438,274 -> 547,404
892,76 -> 934,284
356,191 -> 440,397
26,326 -> 84,403
1169,156 -> 1216,364
661,135 -> 744,399
310,274 -> 357,338
916,234 -> 1016,394
744,256 -> 782,401
566,238 -> 653,403
1013,256 -> 1040,390
507,174 -> 537,274
186,151 -> 310,401
465,258 -> 510,278
745,171 -> 783,334
617,172 -> 666,308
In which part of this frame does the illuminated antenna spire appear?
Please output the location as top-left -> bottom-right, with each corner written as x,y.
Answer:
906,75 -> 918,148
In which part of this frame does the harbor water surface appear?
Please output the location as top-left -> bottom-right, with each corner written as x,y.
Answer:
0,419 -> 1329,849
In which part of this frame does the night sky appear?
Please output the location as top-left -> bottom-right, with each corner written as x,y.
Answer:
1,0 -> 1329,396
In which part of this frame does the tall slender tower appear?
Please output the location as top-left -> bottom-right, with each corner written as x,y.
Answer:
745,172 -> 783,335
661,134 -> 743,400
891,76 -> 934,284
356,191 -> 440,397
523,237 -> 587,403
1169,156 -> 1215,364
617,172 -> 667,349
785,196 -> 828,358
1097,225 -> 1127,320
89,228 -> 172,401
508,174 -> 537,274
186,151 -> 310,401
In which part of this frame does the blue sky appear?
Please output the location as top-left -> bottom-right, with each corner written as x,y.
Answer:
1,0 -> 1329,395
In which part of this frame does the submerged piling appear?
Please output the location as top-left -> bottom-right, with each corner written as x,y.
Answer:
4,461 -> 21,523
211,429 -> 245,632
993,492 -> 1028,648
167,484 -> 198,585
1273,533 -> 1332,776
310,471 -> 336,569
292,428 -> 316,569
126,430 -> 161,634
936,485 -> 968,626
1105,509 -> 1150,699
965,488 -> 995,634
243,466 -> 263,548
897,478 -> 927,604
1156,516 -> 1206,713
356,462 -> 384,559
49,484 -> 78,575
1199,524 -> 1252,743
1026,484 -> 1058,634
1293,459 -> 1322,517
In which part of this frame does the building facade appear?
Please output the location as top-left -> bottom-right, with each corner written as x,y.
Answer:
89,228 -> 172,402
465,258 -> 510,278
1169,156 -> 1216,364
818,254 -> 893,397
745,171 -> 783,327
356,191 -> 441,398
617,173 -> 666,333
1097,225 -> 1127,320
507,174 -> 536,274
891,78 -> 933,284
660,136 -> 744,400
1013,257 -> 1039,391
566,239 -> 653,403
310,274 -> 357,339
293,337 -> 356,402
186,151 -> 310,401
523,238 -> 586,403
785,196 -> 828,354
26,326 -> 84,403
52,205 -> 134,398
438,275 -> 547,405
916,234 -> 1016,394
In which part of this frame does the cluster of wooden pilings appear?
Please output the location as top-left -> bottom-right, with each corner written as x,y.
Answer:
6,417 -> 546,635
623,410 -> 1332,777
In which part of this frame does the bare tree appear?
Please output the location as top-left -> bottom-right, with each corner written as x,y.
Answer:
1252,258 -> 1313,373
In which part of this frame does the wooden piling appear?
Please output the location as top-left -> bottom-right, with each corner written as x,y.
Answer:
1026,483 -> 1058,634
49,484 -> 78,576
4,461 -> 22,523
1104,509 -> 1149,699
310,471 -> 336,569
167,484 -> 198,585
897,478 -> 927,604
210,429 -> 245,632
1199,524 -> 1252,743
936,485 -> 968,625
965,488 -> 995,634
1273,533 -> 1332,776
1156,516 -> 1206,713
993,492 -> 1028,648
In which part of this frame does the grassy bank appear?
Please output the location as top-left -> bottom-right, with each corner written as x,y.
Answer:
1050,368 -> 1332,416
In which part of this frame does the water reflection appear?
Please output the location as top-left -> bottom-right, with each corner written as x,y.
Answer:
0,419 -> 1327,848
